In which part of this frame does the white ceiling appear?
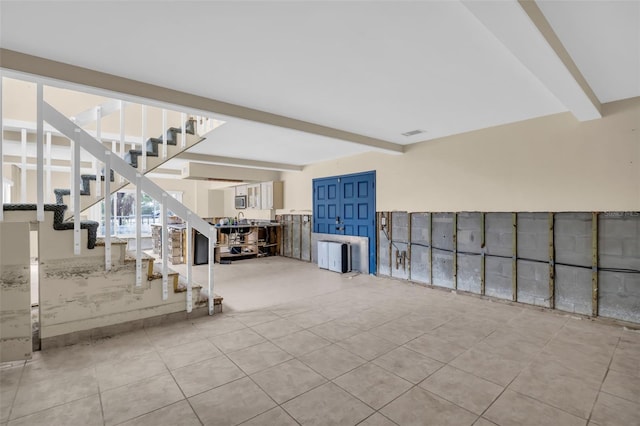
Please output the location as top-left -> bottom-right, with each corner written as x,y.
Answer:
1,1 -> 638,168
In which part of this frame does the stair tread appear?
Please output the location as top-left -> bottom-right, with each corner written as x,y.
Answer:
95,237 -> 128,246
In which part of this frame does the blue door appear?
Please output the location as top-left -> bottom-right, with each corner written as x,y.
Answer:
313,171 -> 376,274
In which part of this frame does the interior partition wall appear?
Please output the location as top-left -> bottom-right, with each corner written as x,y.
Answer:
378,211 -> 640,324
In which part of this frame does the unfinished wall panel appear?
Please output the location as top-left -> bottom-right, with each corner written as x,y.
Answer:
301,216 -> 311,262
283,215 -> 291,258
391,212 -> 409,280
432,213 -> 454,252
555,265 -> 593,315
485,257 -> 513,300
410,213 -> 431,284
485,213 -> 513,257
517,260 -> 551,307
554,213 -> 593,315
599,214 -> 640,270
378,212 -> 391,277
457,212 -> 482,253
410,244 -> 430,285
457,254 -> 481,293
432,249 -> 454,289
598,213 -> 640,323
555,213 -> 592,267
292,215 -> 301,260
517,213 -> 549,262
456,213 -> 482,294
599,271 -> 640,323
411,213 -> 431,246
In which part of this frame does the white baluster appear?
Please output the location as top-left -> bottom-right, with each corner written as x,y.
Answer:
21,128 -> 27,203
162,109 -> 167,159
105,152 -> 112,271
161,193 -> 168,300
46,132 -> 52,203
141,105 -> 147,172
73,137 -> 81,255
36,83 -> 44,221
181,113 -> 186,148
186,212 -> 192,313
95,107 -> 102,197
135,173 -> 142,287
208,225 -> 216,315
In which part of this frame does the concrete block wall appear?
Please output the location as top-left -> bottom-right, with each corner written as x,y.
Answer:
376,210 -> 640,324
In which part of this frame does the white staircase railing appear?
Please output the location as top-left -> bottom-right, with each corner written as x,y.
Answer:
43,101 -> 217,315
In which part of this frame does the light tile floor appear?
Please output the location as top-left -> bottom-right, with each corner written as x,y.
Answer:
2,257 -> 640,426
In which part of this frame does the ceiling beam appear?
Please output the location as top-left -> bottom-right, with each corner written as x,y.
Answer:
462,0 -> 601,121
0,48 -> 404,154
177,152 -> 303,172
181,162 -> 281,183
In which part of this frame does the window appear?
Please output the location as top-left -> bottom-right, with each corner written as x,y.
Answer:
90,190 -> 183,237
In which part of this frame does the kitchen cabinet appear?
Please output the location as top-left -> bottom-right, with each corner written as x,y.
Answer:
235,185 -> 247,197
260,181 -> 283,210
247,184 -> 261,209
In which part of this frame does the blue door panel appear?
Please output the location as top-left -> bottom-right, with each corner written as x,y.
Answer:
313,171 -> 376,274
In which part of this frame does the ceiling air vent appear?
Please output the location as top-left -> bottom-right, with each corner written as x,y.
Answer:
401,129 -> 426,137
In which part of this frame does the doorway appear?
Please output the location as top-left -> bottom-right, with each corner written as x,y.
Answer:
312,171 -> 376,274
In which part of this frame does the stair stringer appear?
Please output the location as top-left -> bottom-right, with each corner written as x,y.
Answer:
58,130 -> 205,219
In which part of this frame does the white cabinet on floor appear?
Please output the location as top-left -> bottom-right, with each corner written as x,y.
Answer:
318,241 -> 351,273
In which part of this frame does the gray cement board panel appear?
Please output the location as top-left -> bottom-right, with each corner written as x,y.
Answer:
599,214 -> 640,270
517,213 -> 549,262
392,212 -> 409,243
599,270 -> 640,323
555,212 -> 592,268
485,213 -> 513,257
391,242 -> 409,280
378,228 -> 391,277
283,216 -> 291,257
301,221 -> 311,261
516,260 -> 551,307
457,253 -> 481,294
555,264 -> 592,315
457,212 -> 482,254
292,216 -> 301,259
432,213 -> 454,251
411,213 -> 431,245
432,248 -> 454,289
410,244 -> 430,284
485,256 -> 513,300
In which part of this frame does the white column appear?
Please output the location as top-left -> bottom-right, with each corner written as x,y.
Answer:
20,128 -> 27,203
46,132 -> 52,203
104,151 -> 112,271
161,109 -> 167,159
135,173 -> 142,287
186,212 -> 192,313
36,84 -> 44,221
208,225 -> 216,315
161,192 -> 168,300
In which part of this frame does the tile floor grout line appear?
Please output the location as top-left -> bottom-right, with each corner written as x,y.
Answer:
164,363 -> 206,426
3,361 -> 26,423
586,334 -> 621,424
472,317 -> 576,422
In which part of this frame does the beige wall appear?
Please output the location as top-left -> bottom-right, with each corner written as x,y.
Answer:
280,97 -> 640,212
